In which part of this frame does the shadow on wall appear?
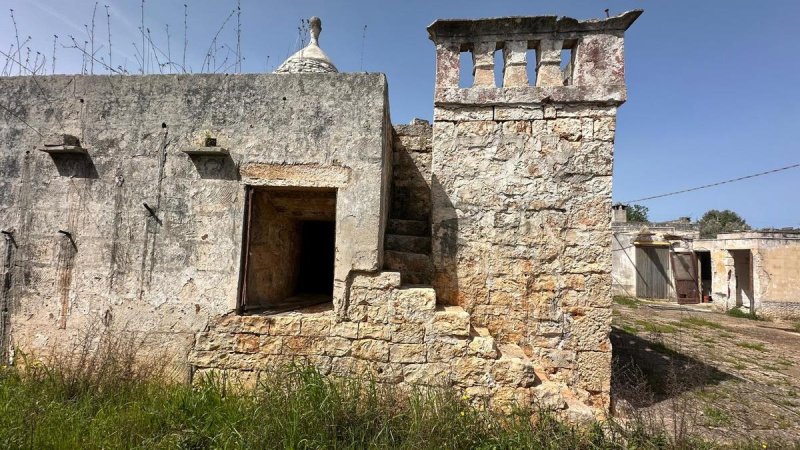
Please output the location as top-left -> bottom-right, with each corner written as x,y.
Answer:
187,154 -> 240,181
50,154 -> 100,179
611,328 -> 734,408
431,175 -> 459,305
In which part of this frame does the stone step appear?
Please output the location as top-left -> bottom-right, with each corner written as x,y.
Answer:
387,218 -> 429,237
385,234 -> 431,254
384,250 -> 433,285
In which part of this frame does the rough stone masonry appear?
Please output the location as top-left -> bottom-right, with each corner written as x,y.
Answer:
0,11 -> 640,420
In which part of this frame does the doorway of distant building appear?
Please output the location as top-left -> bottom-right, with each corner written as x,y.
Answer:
696,251 -> 712,302
238,186 -> 336,313
671,251 -> 700,304
729,249 -> 754,310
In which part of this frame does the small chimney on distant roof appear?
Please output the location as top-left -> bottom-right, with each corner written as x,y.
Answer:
612,203 -> 627,223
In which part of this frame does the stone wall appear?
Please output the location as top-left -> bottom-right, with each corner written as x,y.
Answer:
0,73 -> 391,371
190,272 -> 542,414
427,11 -> 641,417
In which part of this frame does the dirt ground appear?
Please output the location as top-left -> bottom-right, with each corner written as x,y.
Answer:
612,298 -> 800,444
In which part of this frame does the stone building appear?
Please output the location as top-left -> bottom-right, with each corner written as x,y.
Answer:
0,11 -> 640,419
694,231 -> 800,319
611,204 -> 703,302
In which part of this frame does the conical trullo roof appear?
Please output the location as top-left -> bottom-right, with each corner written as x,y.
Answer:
274,17 -> 338,74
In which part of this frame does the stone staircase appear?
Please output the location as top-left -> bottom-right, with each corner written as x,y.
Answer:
384,219 -> 433,286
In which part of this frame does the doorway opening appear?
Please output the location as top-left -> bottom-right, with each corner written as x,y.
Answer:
239,186 -> 336,313
696,251 -> 712,302
730,249 -> 754,310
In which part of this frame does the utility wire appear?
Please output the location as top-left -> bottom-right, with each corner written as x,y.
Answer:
624,162 -> 800,203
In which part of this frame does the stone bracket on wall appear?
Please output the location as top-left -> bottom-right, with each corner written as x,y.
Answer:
38,134 -> 88,156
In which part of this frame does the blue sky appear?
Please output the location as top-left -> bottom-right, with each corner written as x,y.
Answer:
2,0 -> 799,228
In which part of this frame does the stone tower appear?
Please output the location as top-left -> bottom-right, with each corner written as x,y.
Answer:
427,11 -> 641,417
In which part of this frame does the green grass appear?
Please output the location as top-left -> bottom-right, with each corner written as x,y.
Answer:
792,322 -> 800,333
0,360 -> 681,450
635,320 -> 679,334
702,406 -> 732,427
679,317 -> 727,330
725,308 -> 763,321
736,342 -> 768,352
613,296 -> 641,308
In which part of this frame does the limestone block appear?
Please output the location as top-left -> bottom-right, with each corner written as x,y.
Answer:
553,119 -> 582,141
492,357 -> 536,387
189,350 -> 232,369
572,34 -> 625,86
502,41 -> 529,88
390,323 -> 425,344
491,386 -> 532,413
536,39 -> 563,87
259,336 -> 283,355
391,287 -> 436,323
283,336 -> 325,356
494,106 -> 543,121
390,343 -> 426,363
593,117 -> 616,142
235,334 -> 260,354
428,307 -> 470,337
300,316 -> 333,336
351,339 -> 389,362
435,42 -> 460,90
434,106 -> 494,122
350,271 -> 402,290
533,383 -> 568,410
403,363 -> 452,386
358,322 -> 390,340
452,356 -> 491,386
426,338 -> 469,362
330,321 -> 359,339
323,337 -> 352,357
468,336 -> 498,359
214,315 -> 269,334
194,332 -> 235,352
472,41 -> 497,87
576,351 -> 611,392
563,307 -> 612,352
269,316 -> 302,336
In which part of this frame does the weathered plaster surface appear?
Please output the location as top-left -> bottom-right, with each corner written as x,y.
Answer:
0,73 -> 391,371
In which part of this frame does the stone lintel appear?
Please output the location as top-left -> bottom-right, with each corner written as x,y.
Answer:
427,10 -> 642,43
434,85 -> 626,108
240,163 -> 351,187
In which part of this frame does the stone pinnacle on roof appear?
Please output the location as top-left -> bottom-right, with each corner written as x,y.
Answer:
274,17 -> 338,74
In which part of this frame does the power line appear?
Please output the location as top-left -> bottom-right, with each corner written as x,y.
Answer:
623,162 -> 800,203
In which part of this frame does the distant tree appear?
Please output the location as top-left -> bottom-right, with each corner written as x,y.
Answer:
698,209 -> 750,238
626,204 -> 649,223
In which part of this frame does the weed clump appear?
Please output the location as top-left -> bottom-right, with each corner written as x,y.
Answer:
725,308 -> 763,321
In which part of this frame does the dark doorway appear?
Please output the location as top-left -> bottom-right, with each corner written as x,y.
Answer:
239,187 -> 336,313
696,251 -> 712,301
296,221 -> 335,296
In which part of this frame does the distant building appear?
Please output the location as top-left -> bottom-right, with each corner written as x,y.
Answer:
611,204 -> 702,302
612,205 -> 800,319
694,231 -> 800,319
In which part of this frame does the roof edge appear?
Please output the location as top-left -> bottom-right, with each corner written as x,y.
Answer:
427,9 -> 643,41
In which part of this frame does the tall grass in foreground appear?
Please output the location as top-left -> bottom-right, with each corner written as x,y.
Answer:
0,326 -> 781,449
